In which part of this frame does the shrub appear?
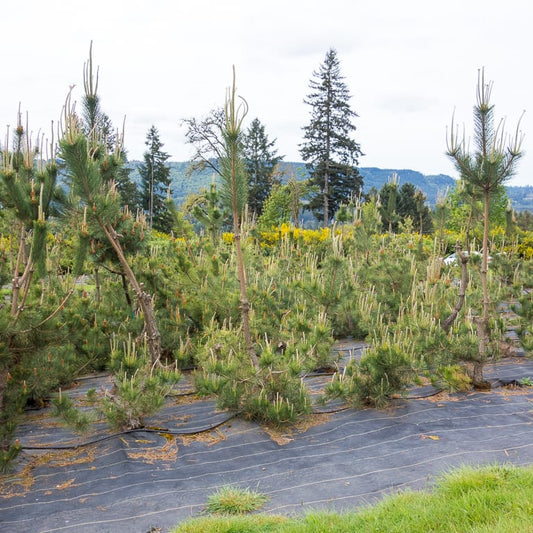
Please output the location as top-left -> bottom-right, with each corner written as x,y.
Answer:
326,341 -> 415,408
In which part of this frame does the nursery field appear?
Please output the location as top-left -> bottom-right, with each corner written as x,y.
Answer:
2,44 -> 533,533
1,340 -> 533,532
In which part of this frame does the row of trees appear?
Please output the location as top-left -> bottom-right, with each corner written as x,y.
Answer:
127,48 -> 434,237
94,48 -> 527,244
179,47 -> 362,227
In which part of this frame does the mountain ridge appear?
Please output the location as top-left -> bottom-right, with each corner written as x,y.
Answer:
128,161 -> 533,211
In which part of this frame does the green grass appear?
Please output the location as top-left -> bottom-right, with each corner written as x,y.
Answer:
172,463 -> 533,532
205,486 -> 269,515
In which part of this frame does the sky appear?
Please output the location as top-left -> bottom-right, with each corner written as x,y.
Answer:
1,0 -> 532,187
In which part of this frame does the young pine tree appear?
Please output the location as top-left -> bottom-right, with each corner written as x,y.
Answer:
220,67 -> 259,369
446,68 -> 523,386
60,54 -> 163,365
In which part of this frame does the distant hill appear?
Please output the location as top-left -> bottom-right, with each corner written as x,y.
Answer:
127,161 -> 533,212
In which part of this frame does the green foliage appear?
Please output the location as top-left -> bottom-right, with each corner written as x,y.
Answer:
0,438 -> 21,474
101,336 -> 180,431
431,365 -> 472,392
326,341 -> 415,408
52,390 -> 94,434
257,183 -> 293,231
358,253 -> 415,320
205,485 -> 269,515
184,179 -> 225,244
194,321 -> 311,425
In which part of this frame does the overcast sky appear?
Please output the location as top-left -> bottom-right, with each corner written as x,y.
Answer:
1,0 -> 531,187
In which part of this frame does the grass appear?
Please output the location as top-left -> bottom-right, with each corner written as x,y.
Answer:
205,485 -> 269,515
172,463 -> 533,532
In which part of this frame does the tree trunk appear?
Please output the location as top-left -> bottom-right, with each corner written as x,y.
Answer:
100,223 -> 161,365
323,168 -> 329,227
480,189 -> 491,346
10,226 -> 33,319
471,188 -> 492,388
233,226 -> 259,370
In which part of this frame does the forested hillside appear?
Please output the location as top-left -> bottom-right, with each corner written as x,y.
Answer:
127,160 -> 533,211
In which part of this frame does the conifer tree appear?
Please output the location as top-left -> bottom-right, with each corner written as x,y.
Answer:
0,111 -> 59,318
139,126 -> 172,232
397,182 -> 433,235
242,118 -> 283,217
220,67 -> 259,369
300,48 -> 363,225
378,174 -> 399,233
188,176 -> 225,245
59,52 -> 163,365
0,110 -> 60,464
446,68 -> 523,386
80,43 -> 139,213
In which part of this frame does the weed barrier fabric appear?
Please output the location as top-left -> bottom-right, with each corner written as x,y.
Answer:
1,349 -> 533,533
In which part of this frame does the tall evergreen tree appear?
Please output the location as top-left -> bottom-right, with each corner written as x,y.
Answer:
115,152 -> 141,212
242,118 -> 283,217
300,48 -> 363,225
139,126 -> 172,232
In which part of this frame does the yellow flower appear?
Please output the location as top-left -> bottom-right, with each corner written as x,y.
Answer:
222,232 -> 234,244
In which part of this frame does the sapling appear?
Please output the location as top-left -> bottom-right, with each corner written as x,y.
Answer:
447,68 -> 523,386
59,48 -> 163,365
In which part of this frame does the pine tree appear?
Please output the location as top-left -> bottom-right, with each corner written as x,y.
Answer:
300,48 -> 363,225
80,42 -> 139,212
0,109 -> 60,317
115,152 -> 141,212
60,51 -> 163,365
446,68 -> 523,386
242,118 -> 283,217
220,67 -> 258,369
378,174 -> 399,233
139,126 -> 172,232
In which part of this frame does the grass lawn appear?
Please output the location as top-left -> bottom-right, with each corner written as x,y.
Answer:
171,463 -> 533,532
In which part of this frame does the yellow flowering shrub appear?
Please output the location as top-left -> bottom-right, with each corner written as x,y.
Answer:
222,232 -> 234,245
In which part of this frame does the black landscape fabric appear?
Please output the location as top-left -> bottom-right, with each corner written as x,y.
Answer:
1,341 -> 533,533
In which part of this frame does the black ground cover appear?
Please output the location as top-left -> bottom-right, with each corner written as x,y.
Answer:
1,340 -> 533,533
